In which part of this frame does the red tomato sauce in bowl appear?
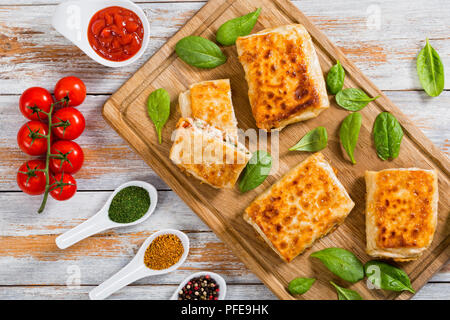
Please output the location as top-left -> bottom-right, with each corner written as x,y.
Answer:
88,6 -> 144,62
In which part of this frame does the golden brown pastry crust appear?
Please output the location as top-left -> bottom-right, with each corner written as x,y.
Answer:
236,24 -> 329,131
244,153 -> 354,262
365,168 -> 438,261
178,79 -> 237,136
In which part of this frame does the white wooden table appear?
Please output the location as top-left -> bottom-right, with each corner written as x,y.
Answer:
0,0 -> 448,300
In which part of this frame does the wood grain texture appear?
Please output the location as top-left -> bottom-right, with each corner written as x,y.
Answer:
0,0 -> 449,93
0,95 -> 167,191
103,0 -> 449,300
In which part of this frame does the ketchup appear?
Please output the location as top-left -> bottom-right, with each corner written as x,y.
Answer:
88,6 -> 144,62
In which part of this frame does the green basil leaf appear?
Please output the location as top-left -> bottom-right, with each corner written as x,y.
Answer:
288,277 -> 315,295
330,281 -> 363,300
175,36 -> 227,69
216,8 -> 261,46
417,38 -> 445,97
365,261 -> 415,293
310,248 -> 364,283
335,88 -> 379,111
339,112 -> 362,164
289,126 -> 328,152
326,60 -> 345,94
239,151 -> 272,193
373,112 -> 403,160
147,88 -> 171,144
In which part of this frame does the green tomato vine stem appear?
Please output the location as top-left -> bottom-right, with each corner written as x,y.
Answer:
35,98 -> 67,214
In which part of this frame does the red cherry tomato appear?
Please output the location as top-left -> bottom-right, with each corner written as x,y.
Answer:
50,173 -> 77,201
52,107 -> 86,140
17,121 -> 49,155
19,87 -> 53,120
54,76 -> 86,107
17,160 -> 47,195
49,140 -> 84,174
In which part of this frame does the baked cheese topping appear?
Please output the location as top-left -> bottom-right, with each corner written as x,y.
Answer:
372,170 -> 437,249
236,25 -> 328,131
189,80 -> 237,132
244,153 -> 354,262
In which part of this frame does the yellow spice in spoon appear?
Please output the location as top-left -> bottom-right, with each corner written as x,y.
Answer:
144,234 -> 184,270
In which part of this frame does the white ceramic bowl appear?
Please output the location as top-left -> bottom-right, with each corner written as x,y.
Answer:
52,0 -> 149,67
170,271 -> 227,300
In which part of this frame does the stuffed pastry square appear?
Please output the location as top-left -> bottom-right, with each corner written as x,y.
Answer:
236,24 -> 329,131
365,168 -> 438,262
170,117 -> 250,189
178,79 -> 238,135
244,152 -> 354,262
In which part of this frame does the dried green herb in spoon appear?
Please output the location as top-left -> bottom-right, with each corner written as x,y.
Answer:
108,186 -> 150,223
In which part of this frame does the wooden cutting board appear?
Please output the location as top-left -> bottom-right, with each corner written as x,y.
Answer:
103,0 -> 449,300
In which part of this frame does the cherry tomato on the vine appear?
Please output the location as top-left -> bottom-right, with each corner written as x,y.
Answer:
54,76 -> 86,107
52,107 -> 86,140
49,172 -> 77,201
19,87 -> 53,121
49,140 -> 84,174
17,160 -> 47,195
17,121 -> 49,155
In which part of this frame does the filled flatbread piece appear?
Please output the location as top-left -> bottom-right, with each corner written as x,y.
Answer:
170,118 -> 250,189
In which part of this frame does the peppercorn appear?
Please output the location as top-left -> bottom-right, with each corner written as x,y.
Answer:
178,275 -> 220,300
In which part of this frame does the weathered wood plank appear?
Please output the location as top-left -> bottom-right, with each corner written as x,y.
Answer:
0,283 -> 447,300
0,191 -> 447,286
1,91 -> 448,191
0,1 -> 449,93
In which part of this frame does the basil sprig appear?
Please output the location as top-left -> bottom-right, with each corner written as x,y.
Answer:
289,127 -> 328,152
239,151 -> 272,193
336,88 -> 379,111
330,281 -> 363,300
175,36 -> 227,69
216,8 -> 261,46
365,261 -> 415,293
326,60 -> 345,94
288,277 -> 315,295
339,112 -> 362,164
147,88 -> 171,144
310,248 -> 364,283
417,38 -> 444,97
373,112 -> 403,160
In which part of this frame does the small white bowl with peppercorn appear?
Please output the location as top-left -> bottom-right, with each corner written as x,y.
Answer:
171,272 -> 226,300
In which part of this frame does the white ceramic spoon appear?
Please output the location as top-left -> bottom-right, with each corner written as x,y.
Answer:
52,0 -> 150,67
89,229 -> 189,300
55,180 -> 157,249
170,271 -> 227,300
